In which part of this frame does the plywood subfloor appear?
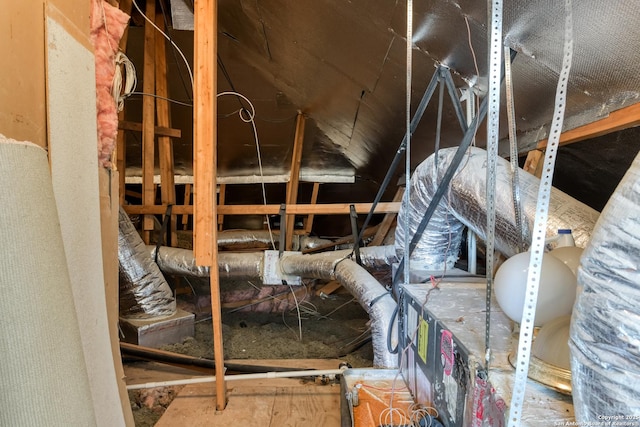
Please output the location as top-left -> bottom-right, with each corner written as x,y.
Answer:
126,359 -> 345,426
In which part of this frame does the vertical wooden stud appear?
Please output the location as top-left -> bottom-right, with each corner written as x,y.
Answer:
182,183 -> 192,230
303,182 -> 320,234
115,0 -> 133,207
193,0 -> 226,411
285,113 -> 306,250
155,9 -> 177,245
217,183 -> 226,231
141,0 -> 156,243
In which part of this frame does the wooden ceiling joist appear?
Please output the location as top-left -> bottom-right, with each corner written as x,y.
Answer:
123,201 -> 401,216
537,102 -> 640,149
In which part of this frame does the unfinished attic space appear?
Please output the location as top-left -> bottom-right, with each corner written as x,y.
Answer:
3,0 -> 640,425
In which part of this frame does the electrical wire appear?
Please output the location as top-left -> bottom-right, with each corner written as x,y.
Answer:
128,92 -> 193,107
216,91 -> 277,250
131,0 -> 194,87
113,52 -> 138,111
157,0 -> 193,101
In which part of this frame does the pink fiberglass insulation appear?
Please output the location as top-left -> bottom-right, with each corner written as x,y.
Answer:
90,0 -> 130,168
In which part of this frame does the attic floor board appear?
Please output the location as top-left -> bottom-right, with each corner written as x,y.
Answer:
125,359 -> 344,426
155,382 -> 341,427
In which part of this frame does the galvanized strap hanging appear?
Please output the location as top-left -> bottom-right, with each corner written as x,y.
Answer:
485,0 -> 504,369
507,0 -> 574,425
504,45 -> 526,253
403,0 -> 413,288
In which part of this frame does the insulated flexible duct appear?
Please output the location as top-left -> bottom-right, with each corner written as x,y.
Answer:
118,208 -> 176,319
395,146 -> 599,270
217,230 -> 333,251
148,244 -> 398,367
150,246 -> 263,279
280,246 -> 399,368
569,152 -> 640,420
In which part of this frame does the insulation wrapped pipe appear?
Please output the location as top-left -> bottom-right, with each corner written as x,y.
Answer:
149,245 -> 397,280
395,146 -> 599,270
118,208 -> 176,319
569,152 -> 640,420
280,246 -> 399,368
217,230 -> 333,251
145,244 -> 398,367
149,246 -> 263,279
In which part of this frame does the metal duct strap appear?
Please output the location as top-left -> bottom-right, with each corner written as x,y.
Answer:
118,207 -> 176,319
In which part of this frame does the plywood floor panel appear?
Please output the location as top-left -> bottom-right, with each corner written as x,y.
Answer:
156,383 -> 342,426
147,359 -> 346,426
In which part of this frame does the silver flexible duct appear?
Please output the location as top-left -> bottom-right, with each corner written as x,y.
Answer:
395,146 -> 600,270
569,152 -> 640,420
147,243 -> 398,367
118,208 -> 176,319
280,246 -> 399,368
217,230 -> 333,251
149,246 -> 263,279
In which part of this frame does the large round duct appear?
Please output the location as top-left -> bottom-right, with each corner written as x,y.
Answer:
395,146 -> 599,270
570,151 -> 640,420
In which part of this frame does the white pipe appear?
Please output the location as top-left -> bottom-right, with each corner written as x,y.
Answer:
126,367 -> 348,390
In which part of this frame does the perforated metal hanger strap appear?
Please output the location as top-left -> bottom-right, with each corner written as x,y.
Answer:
507,0 -> 574,426
485,0 -> 504,369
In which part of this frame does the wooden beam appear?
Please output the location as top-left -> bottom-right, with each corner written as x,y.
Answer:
141,0 -> 156,243
217,183 -> 226,231
193,0 -> 226,411
123,202 -> 401,216
155,11 -> 177,246
115,0 -> 133,207
182,183 -> 192,230
523,149 -> 544,178
118,121 -> 182,138
285,114 -> 306,250
537,102 -> 640,149
303,182 -> 320,234
370,187 -> 404,246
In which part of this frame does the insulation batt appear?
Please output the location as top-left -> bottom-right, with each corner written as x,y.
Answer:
89,0 -> 130,168
118,208 -> 176,319
395,146 -> 599,271
570,151 -> 640,420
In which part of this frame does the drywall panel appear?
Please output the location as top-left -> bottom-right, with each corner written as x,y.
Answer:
0,0 -> 47,146
45,10 -> 127,427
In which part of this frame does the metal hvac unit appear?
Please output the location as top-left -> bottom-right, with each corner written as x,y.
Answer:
399,276 -> 523,427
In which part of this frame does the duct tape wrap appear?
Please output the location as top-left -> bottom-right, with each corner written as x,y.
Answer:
118,208 -> 176,319
149,246 -> 264,279
280,246 -> 398,368
395,147 -> 599,270
569,152 -> 640,421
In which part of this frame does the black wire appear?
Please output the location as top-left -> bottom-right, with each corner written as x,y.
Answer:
217,54 -> 252,115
